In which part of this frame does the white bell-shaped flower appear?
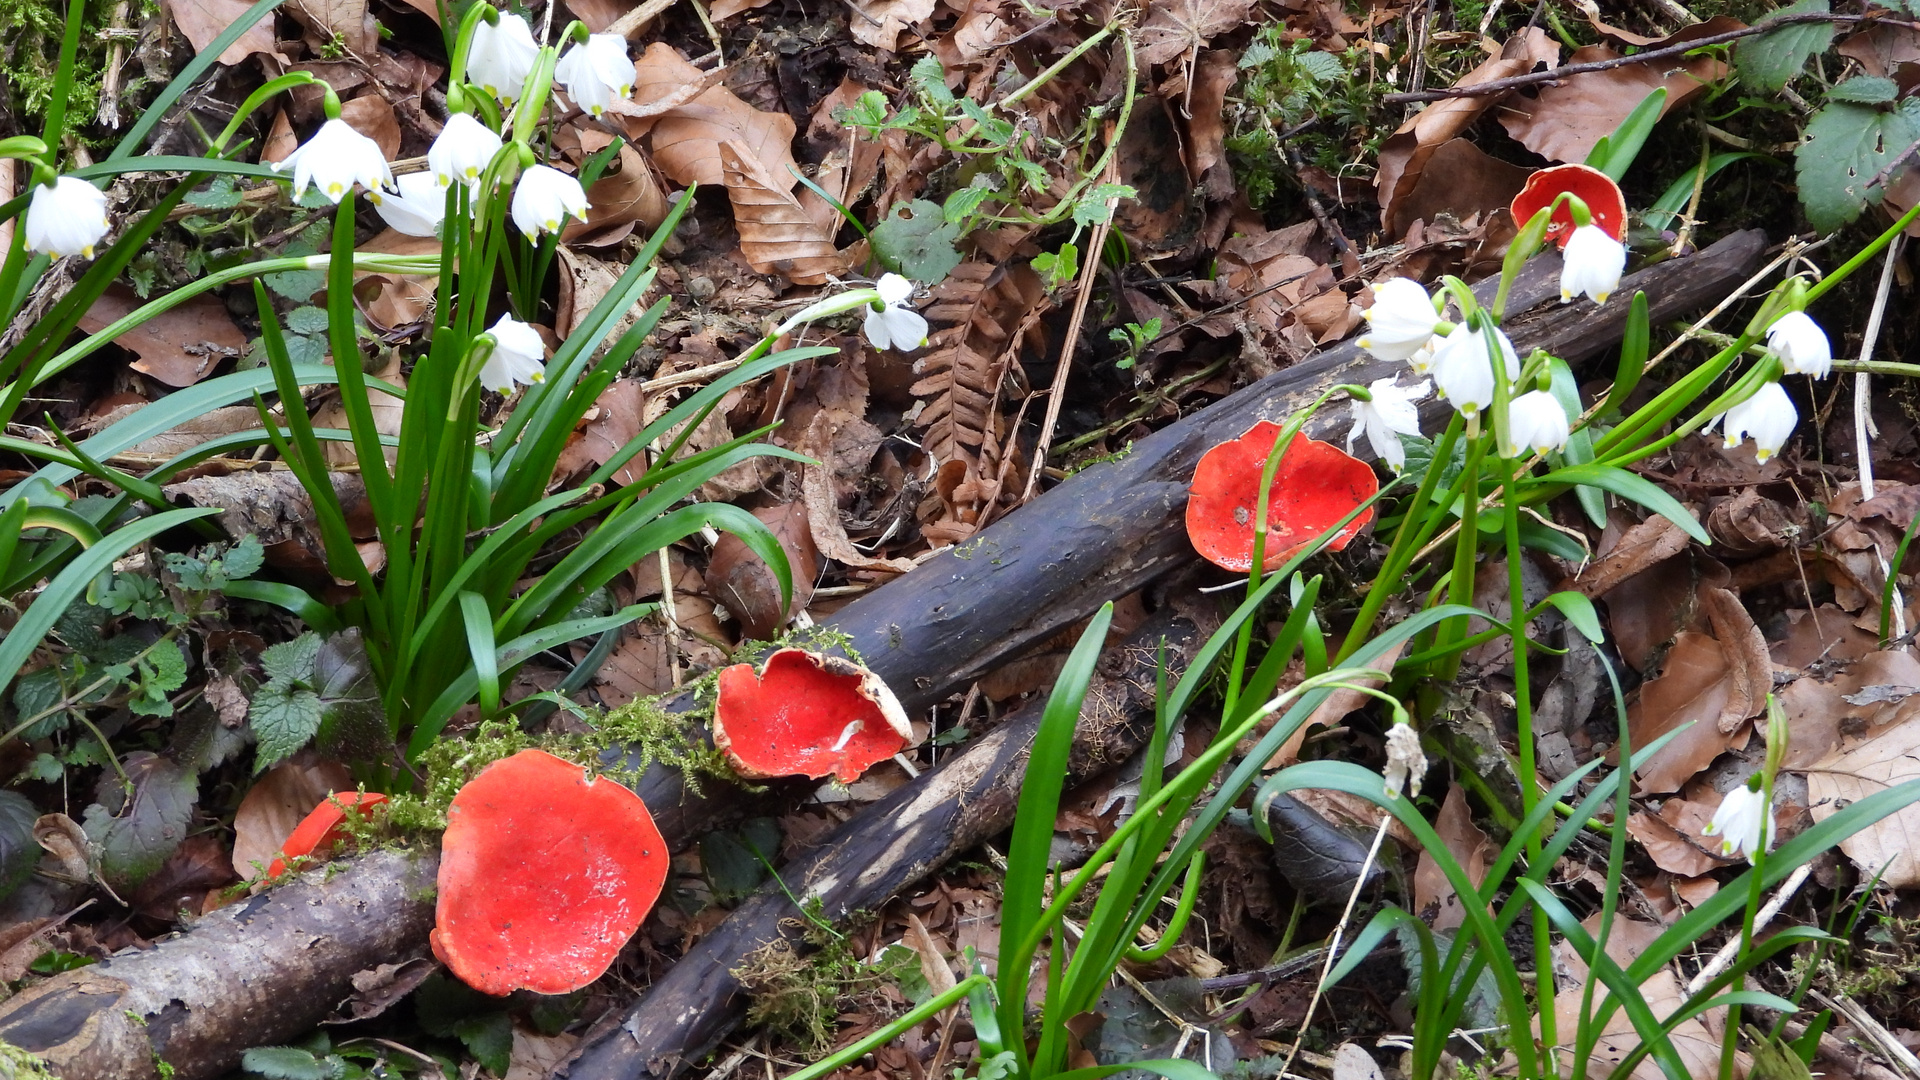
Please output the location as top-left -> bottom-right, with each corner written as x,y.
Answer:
1357,277 -> 1442,362
1502,389 -> 1571,457
271,117 -> 393,204
1429,324 -> 1519,419
1560,224 -> 1625,305
555,33 -> 634,118
428,112 -> 503,190
467,13 -> 540,102
1347,375 -> 1430,473
478,314 -> 547,393
1714,380 -> 1797,464
509,164 -> 591,237
25,176 -> 109,258
369,171 -> 446,238
1382,723 -> 1426,799
1766,310 -> 1832,379
1702,779 -> 1771,863
863,273 -> 927,352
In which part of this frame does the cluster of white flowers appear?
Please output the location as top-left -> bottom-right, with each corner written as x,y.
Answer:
1709,309 -> 1831,464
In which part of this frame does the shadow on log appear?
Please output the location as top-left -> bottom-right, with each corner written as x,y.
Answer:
0,232 -> 1766,1080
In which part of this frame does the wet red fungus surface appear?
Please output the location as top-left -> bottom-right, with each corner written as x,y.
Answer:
267,791 -> 387,878
1185,421 -> 1378,573
1510,163 -> 1628,247
430,749 -> 668,996
712,649 -> 911,784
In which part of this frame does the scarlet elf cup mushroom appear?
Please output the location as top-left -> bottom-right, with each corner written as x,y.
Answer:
266,791 -> 388,878
1185,421 -> 1378,573
432,749 -> 668,996
712,649 -> 912,783
1508,163 -> 1628,247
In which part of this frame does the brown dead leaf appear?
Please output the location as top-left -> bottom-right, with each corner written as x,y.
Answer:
338,94 -> 400,159
1571,514 -> 1690,598
79,283 -> 246,387
621,44 -> 726,128
315,351 -> 405,469
165,0 -> 279,65
231,758 -> 353,878
118,406 -> 263,459
847,0 -> 937,51
1137,0 -> 1259,68
1375,29 -> 1558,237
1497,20 -> 1734,165
709,0 -> 775,20
595,625 -> 674,707
1778,647 -> 1920,769
564,144 -> 668,248
1412,785 -> 1492,931
1385,137 -> 1532,239
1626,809 -> 1719,877
1627,631 -> 1751,794
799,412 -> 916,574
1808,708 -> 1920,887
1188,50 -> 1237,192
336,958 -> 437,1022
706,501 -> 819,640
554,378 -> 646,487
1699,588 -> 1770,733
1838,23 -> 1920,79
130,834 -> 238,921
1555,914 -> 1743,1080
505,1029 -> 580,1080
650,86 -> 798,190
567,0 -> 639,31
720,140 -> 848,285
0,918 -> 54,983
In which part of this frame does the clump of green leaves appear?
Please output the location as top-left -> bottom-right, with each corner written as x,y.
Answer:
1108,318 -> 1162,370
242,1031 -> 442,1080
731,899 -> 924,1054
245,629 -> 386,774
1226,28 -> 1377,207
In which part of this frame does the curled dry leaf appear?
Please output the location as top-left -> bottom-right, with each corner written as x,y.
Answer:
1569,514 -> 1691,598
1809,706 -> 1920,887
705,501 -> 820,641
339,94 -> 401,160
1411,785 -> 1492,932
165,0 -> 281,65
649,81 -> 797,189
913,262 -> 1050,496
1626,631 -> 1752,795
798,411 -> 916,574
231,758 -> 352,878
315,351 -> 406,469
290,0 -> 373,54
553,377 -> 646,487
622,43 -> 726,126
1698,587 -> 1770,734
719,140 -> 848,285
564,143 -> 668,248
79,283 -> 247,388
1385,137 -> 1531,239
1136,0 -> 1259,68
846,0 -> 937,51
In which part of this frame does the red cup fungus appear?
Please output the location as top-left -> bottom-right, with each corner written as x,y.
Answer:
431,749 -> 668,996
1185,421 -> 1378,573
712,649 -> 911,783
1509,163 -> 1628,247
267,791 -> 387,878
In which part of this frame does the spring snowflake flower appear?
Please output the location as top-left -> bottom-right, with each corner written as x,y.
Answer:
863,273 -> 927,352
428,112 -> 503,190
1347,376 -> 1430,473
510,164 -> 590,237
1702,779 -> 1772,863
1766,310 -> 1832,379
24,176 -> 109,258
555,33 -> 634,118
1713,380 -> 1797,464
1559,224 -> 1625,305
1358,277 -> 1442,362
1383,723 -> 1426,799
369,171 -> 446,238
272,118 -> 393,204
467,13 -> 540,102
1430,325 -> 1519,419
478,314 -> 546,393
1502,389 -> 1571,458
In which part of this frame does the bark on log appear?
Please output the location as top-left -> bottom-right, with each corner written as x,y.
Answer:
565,606 -> 1209,1080
0,232 -> 1765,1080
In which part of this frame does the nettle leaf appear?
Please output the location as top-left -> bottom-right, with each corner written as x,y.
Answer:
12,667 -> 67,741
220,535 -> 265,581
1796,98 -> 1920,233
1831,75 -> 1899,105
249,681 -> 323,773
99,573 -> 168,620
82,752 -> 196,889
261,633 -> 323,684
185,176 -> 245,210
1072,182 -> 1138,228
311,629 -> 387,763
285,306 -> 329,336
0,791 -> 40,904
1734,0 -> 1833,92
240,1046 -> 333,1080
1295,49 -> 1344,82
452,1013 -> 512,1077
871,199 -> 962,284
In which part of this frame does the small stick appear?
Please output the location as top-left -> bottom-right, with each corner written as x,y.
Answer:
1278,814 -> 1390,1079
1855,235 -> 1901,502
1683,862 -> 1810,997
1021,162 -> 1118,504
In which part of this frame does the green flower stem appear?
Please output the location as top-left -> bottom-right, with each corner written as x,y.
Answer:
212,73 -> 324,152
1599,355 -> 1783,472
447,1 -> 496,91
510,48 -> 561,148
1000,23 -> 1114,108
39,0 -> 88,159
1335,414 -> 1464,664
1434,416 -> 1484,678
1806,199 -> 1920,306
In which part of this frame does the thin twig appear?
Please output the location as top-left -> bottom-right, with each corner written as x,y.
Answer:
1382,14 -> 1913,105
1279,815 -> 1390,1079
1021,167 -> 1117,503
1684,862 -> 1810,998
1855,235 -> 1900,503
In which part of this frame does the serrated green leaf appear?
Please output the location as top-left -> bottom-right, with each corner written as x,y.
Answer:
452,1012 -> 512,1076
870,199 -> 962,284
261,632 -> 322,684
943,181 -> 996,225
1295,50 -> 1343,82
1734,0 -> 1833,92
82,752 -> 196,889
911,55 -> 954,108
0,791 -> 39,904
241,1046 -> 332,1080
185,177 -> 245,210
1830,75 -> 1898,104
1796,98 -> 1920,233
311,629 -> 387,763
285,306 -> 329,335
12,667 -> 66,740
26,754 -> 63,783
1071,182 -> 1137,228
63,738 -> 111,768
221,535 -> 265,580
249,681 -> 323,772
126,640 -> 189,717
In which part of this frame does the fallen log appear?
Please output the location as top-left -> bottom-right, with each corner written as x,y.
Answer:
0,232 -> 1766,1080
565,603 -> 1210,1080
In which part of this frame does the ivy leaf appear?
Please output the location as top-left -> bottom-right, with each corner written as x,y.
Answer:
0,791 -> 40,904
311,629 -> 388,763
1796,98 -> 1920,233
1734,0 -> 1833,92
261,633 -> 323,684
249,681 -> 323,773
82,752 -> 196,889
870,199 -> 962,284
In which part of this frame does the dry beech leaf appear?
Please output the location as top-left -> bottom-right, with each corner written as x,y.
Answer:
705,502 -> 819,640
166,0 -> 280,63
316,351 -> 406,468
847,0 -> 937,51
79,283 -> 247,388
1412,784 -> 1492,932
719,140 -> 848,285
1375,29 -> 1558,236
564,144 -> 668,248
621,43 -> 725,127
1808,708 -> 1920,888
1136,0 -> 1259,68
799,412 -> 915,573
339,95 -> 401,160
1698,587 -> 1770,733
1627,631 -> 1751,795
709,0 -> 775,20
554,378 -> 645,487
567,0 -> 639,31
649,86 -> 797,189
1555,915 -> 1740,1080
1496,20 -> 1734,165
291,0 -> 372,53
231,758 -> 352,878
1386,137 -> 1532,238
1187,50 -> 1239,190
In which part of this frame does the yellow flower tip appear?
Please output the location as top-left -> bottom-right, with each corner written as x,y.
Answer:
1593,290 -> 1611,304
1722,435 -> 1739,450
531,372 -> 546,383
1755,450 -> 1774,463
1357,335 -> 1373,349
80,245 -> 95,258
1559,288 -> 1573,302
543,217 -> 560,231
326,182 -> 345,197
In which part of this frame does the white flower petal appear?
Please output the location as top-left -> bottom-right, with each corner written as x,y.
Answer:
370,171 -> 446,237
1560,224 -> 1625,305
1503,389 -> 1571,457
25,176 -> 109,258
509,165 -> 590,237
479,314 -> 546,392
468,13 -> 540,102
428,112 -> 504,189
1767,310 -> 1833,379
1715,380 -> 1797,464
272,118 -> 393,204
1358,277 -> 1442,362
